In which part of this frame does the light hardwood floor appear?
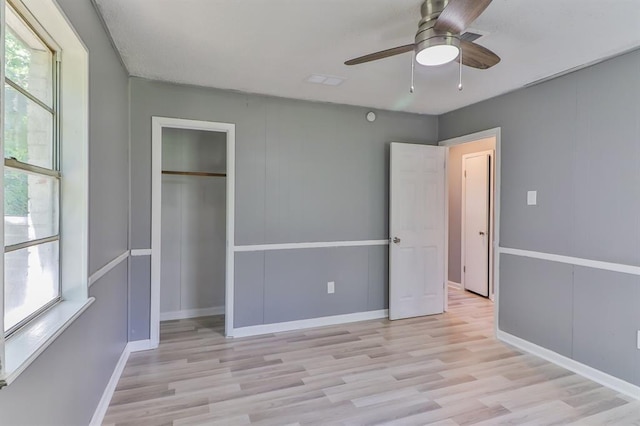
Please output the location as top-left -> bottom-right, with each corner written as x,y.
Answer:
103,287 -> 640,425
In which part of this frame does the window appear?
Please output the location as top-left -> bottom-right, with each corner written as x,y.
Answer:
3,2 -> 60,336
0,0 -> 89,386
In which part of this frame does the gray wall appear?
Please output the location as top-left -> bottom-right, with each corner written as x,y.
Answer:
440,50 -> 640,386
447,138 -> 495,284
0,1 -> 130,424
130,78 -> 438,333
161,129 -> 227,314
162,128 -> 227,173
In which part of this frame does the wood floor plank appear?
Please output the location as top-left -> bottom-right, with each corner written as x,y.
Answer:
103,286 -> 639,425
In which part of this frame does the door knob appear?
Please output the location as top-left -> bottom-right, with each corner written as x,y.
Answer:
479,231 -> 486,236
393,237 -> 401,244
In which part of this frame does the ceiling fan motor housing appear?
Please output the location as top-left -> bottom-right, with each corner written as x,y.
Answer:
415,28 -> 460,57
420,0 -> 449,22
416,0 -> 460,60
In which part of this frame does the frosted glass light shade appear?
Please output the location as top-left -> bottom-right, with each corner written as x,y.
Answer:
416,44 -> 460,66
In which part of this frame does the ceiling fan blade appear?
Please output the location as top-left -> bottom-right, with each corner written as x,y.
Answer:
434,0 -> 493,34
458,39 -> 500,69
345,44 -> 415,66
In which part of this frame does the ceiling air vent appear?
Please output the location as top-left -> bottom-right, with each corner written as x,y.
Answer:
306,74 -> 346,86
460,31 -> 483,42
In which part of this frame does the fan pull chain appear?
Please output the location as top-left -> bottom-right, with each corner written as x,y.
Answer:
458,46 -> 463,91
410,51 -> 415,93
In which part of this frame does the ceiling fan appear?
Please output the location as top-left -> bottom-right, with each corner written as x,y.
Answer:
344,0 -> 500,71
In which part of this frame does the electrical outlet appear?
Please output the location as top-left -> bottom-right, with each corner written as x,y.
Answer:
327,281 -> 335,294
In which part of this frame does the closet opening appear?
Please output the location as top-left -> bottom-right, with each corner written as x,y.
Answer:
150,117 -> 236,346
161,128 -> 226,340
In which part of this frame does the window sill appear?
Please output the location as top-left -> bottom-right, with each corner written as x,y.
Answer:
1,298 -> 95,388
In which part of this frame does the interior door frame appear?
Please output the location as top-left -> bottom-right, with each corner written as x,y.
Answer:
461,150 -> 494,296
151,117 -> 236,346
439,128 -> 501,336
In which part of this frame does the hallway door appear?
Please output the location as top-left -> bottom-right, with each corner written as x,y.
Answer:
462,152 -> 490,297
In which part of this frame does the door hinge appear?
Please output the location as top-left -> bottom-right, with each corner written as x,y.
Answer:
463,266 -> 466,273
464,170 -> 467,178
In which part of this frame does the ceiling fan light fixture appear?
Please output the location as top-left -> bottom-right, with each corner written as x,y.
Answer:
343,0 -> 500,70
415,35 -> 460,66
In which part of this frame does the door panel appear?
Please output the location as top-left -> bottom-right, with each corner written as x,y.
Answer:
390,143 -> 446,320
463,153 -> 490,296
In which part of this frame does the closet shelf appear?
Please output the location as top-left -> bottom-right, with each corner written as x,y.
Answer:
162,170 -> 226,177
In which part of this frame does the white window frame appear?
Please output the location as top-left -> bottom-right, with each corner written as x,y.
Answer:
3,0 -> 62,337
0,0 -> 90,388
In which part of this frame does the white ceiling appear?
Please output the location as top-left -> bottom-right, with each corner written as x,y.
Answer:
94,0 -> 640,115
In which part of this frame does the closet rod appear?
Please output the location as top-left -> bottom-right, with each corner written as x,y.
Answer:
162,170 -> 226,177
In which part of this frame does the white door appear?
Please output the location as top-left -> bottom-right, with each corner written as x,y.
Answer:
462,152 -> 490,296
389,143 -> 446,320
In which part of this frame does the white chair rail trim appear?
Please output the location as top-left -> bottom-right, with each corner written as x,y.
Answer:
234,239 -> 389,252
499,247 -> 640,276
88,251 -> 130,287
130,248 -> 152,256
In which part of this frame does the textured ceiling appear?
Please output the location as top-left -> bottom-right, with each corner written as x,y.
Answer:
94,0 -> 640,115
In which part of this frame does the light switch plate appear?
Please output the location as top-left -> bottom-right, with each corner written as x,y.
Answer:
327,281 -> 335,294
527,191 -> 537,206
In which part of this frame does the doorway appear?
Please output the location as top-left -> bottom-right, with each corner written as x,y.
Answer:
150,117 -> 236,347
160,128 -> 226,319
441,130 -> 498,324
388,128 -> 500,334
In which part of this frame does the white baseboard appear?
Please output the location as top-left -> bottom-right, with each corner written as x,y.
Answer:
160,306 -> 225,321
497,330 -> 640,401
89,339 -> 155,425
448,280 -> 462,289
232,309 -> 388,338
126,339 -> 155,353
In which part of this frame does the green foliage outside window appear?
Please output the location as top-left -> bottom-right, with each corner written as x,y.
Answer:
5,30 -> 32,216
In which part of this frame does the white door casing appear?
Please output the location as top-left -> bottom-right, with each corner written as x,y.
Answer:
151,117 -> 236,344
389,143 -> 446,320
462,152 -> 490,297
